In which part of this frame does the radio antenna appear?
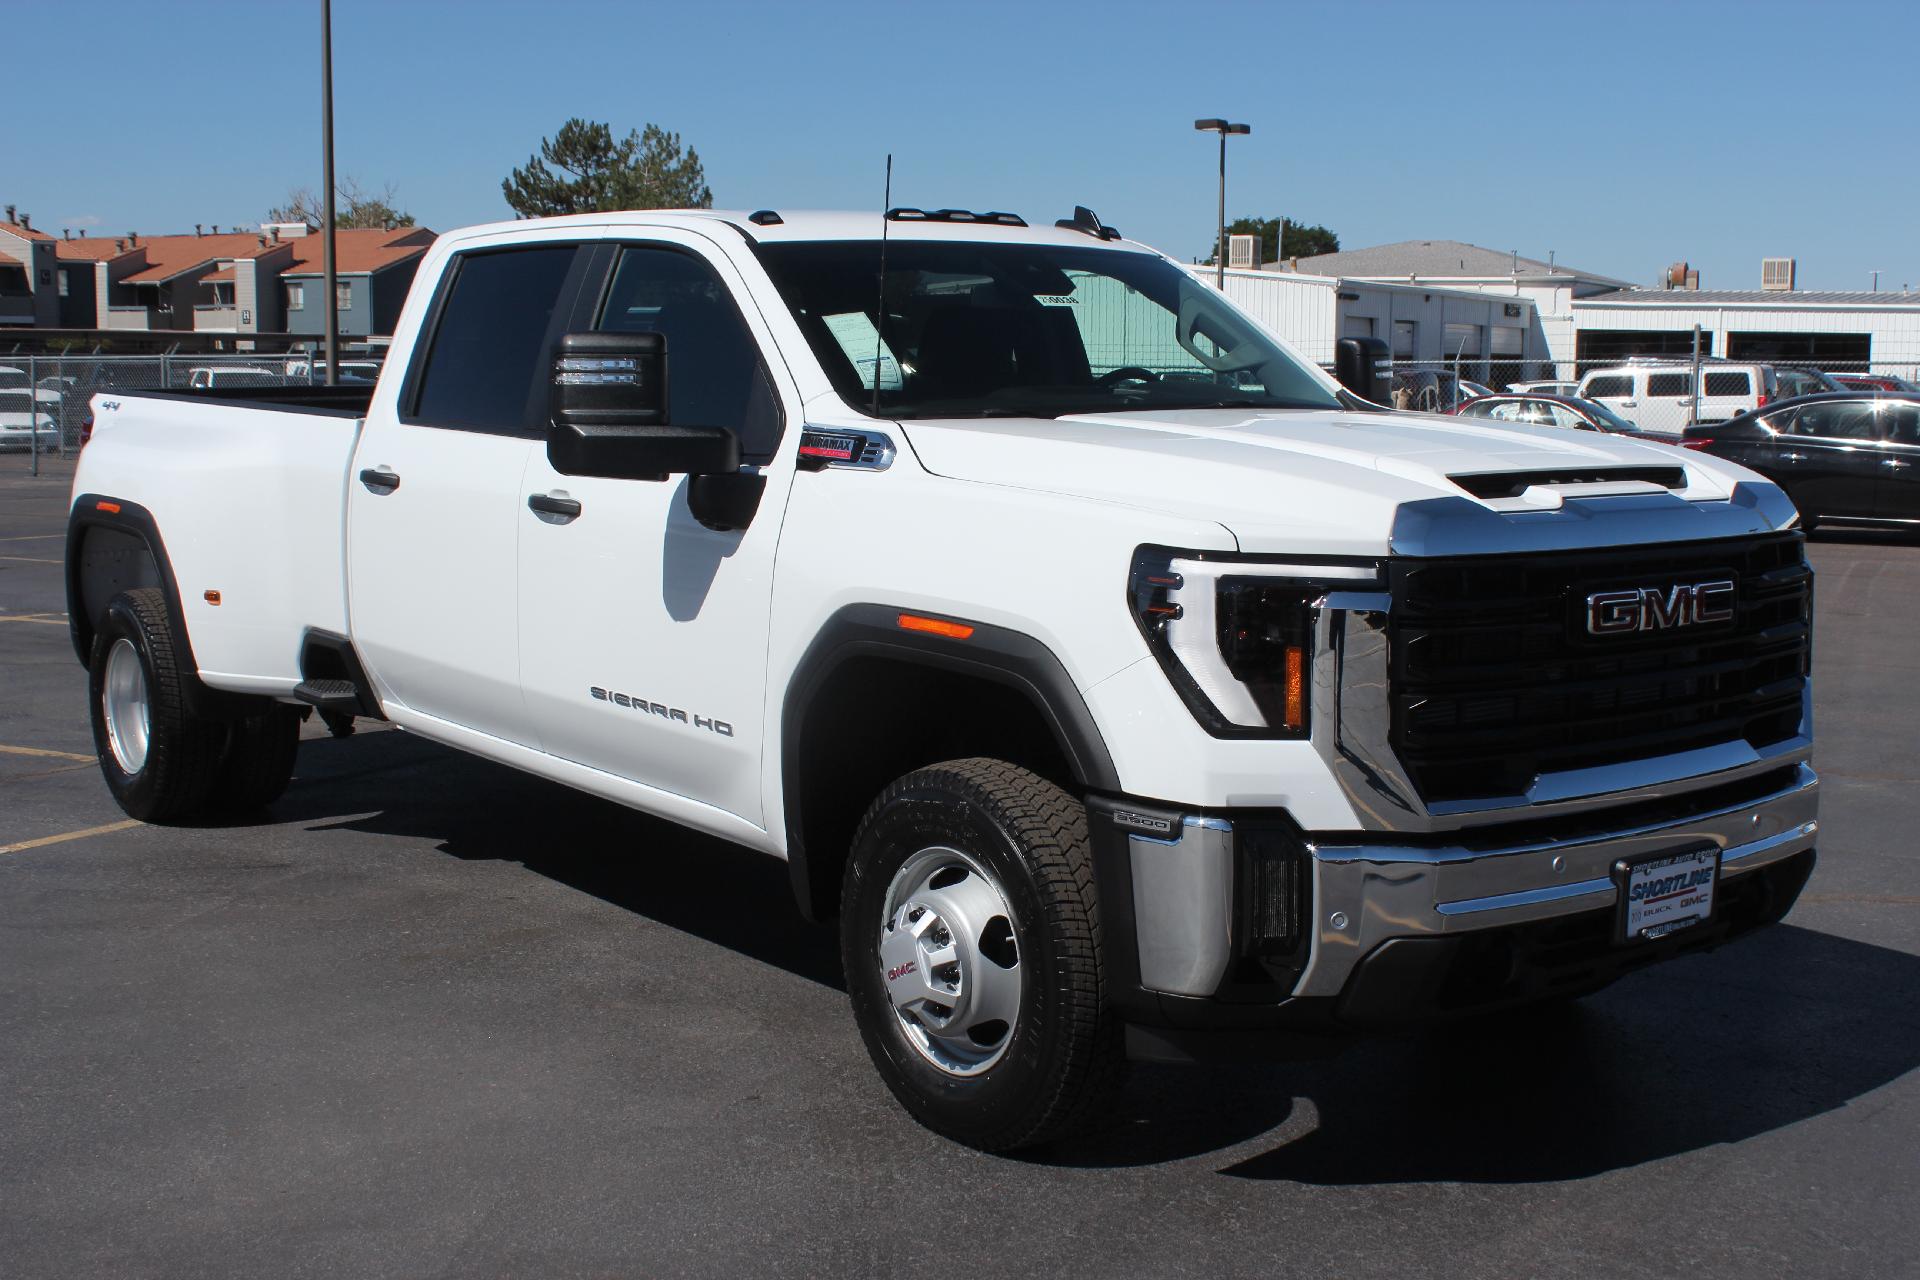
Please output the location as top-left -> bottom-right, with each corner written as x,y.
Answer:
872,153 -> 892,417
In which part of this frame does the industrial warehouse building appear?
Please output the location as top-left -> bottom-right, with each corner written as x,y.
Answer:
1187,263 -> 1541,386
1238,239 -> 1920,380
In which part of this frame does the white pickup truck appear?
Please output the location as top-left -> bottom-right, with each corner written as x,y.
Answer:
66,206 -> 1818,1150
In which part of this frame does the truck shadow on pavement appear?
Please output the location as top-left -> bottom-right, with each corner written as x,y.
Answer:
271,729 -> 1919,1185
1045,924 -> 1920,1181
270,727 -> 845,993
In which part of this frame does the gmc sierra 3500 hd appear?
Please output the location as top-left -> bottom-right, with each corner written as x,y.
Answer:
65,206 -> 1818,1151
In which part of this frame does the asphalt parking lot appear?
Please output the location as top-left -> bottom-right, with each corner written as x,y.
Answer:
3,460 -> 1917,1279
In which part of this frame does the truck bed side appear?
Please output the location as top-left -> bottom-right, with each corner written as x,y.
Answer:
69,389 -> 366,695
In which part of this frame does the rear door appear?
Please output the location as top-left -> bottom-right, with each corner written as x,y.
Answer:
347,241 -> 592,746
1641,370 -> 1693,432
1773,399 -> 1888,520
1874,402 -> 1920,520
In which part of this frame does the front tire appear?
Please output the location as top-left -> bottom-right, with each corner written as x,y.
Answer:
841,758 -> 1122,1151
88,588 -> 226,823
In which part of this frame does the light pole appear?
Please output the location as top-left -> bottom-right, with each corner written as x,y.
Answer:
321,0 -> 338,386
1194,118 -> 1250,288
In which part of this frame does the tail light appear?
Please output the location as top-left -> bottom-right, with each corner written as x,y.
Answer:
1681,438 -> 1714,450
1756,393 -> 1771,409
79,412 -> 94,448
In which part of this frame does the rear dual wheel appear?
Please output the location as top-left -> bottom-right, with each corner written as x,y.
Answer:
89,588 -> 301,823
842,759 -> 1123,1151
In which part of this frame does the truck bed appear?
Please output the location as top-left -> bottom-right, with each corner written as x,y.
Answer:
71,387 -> 367,696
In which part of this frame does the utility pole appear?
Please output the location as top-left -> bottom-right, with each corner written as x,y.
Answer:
1194,119 -> 1250,288
321,0 -> 339,387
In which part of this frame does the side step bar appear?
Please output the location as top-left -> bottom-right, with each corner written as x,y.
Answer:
296,629 -> 385,720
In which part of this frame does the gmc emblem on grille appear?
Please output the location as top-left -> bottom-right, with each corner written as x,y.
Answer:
1586,580 -> 1736,635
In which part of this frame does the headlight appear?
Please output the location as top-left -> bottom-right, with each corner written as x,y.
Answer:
1129,548 -> 1382,738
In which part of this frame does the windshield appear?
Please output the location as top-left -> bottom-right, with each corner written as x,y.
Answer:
757,240 -> 1341,420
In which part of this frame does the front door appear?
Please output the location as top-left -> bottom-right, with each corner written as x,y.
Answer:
516,236 -> 797,827
347,242 -> 588,746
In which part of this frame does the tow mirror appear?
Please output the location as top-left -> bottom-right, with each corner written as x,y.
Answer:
1334,336 -> 1393,406
546,332 -> 739,480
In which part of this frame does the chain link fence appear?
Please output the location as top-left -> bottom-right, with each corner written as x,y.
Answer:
0,351 -> 385,475
1370,355 -> 1920,428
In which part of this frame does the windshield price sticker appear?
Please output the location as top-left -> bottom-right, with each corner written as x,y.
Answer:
1616,847 -> 1718,942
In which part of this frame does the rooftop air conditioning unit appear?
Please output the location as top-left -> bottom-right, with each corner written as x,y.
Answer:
1227,233 -> 1260,271
1762,257 -> 1796,291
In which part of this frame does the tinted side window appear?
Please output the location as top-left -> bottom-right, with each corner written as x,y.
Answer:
1585,375 -> 1632,398
1887,404 -> 1920,444
596,246 -> 783,463
1647,372 -> 1692,396
412,246 -> 577,433
1791,402 -> 1883,440
1704,371 -> 1750,396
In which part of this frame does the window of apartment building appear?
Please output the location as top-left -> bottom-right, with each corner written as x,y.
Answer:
57,271 -> 70,297
336,280 -> 354,310
286,282 -> 304,311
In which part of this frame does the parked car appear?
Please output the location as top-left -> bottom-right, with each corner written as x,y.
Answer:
187,367 -> 284,390
1454,393 -> 1684,443
282,358 -> 380,383
0,390 -> 59,452
68,206 -> 1818,1150
1771,367 -> 1844,399
0,364 -> 65,411
1507,379 -> 1580,396
1680,392 -> 1920,529
1456,378 -> 1494,401
1832,373 -> 1920,393
1579,360 -> 1776,432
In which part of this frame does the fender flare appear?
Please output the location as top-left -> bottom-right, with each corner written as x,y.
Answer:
779,604 -> 1120,919
65,493 -> 239,717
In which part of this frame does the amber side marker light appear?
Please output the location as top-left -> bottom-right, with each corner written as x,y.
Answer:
203,590 -> 222,606
94,500 -> 121,514
897,613 -> 974,640
1283,644 -> 1306,731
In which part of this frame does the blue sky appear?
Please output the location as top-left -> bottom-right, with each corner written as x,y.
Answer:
9,0 -> 1915,290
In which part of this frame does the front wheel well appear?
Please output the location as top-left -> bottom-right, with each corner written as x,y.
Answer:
788,656 -> 1086,922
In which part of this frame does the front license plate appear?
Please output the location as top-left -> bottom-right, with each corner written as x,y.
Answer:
1615,847 -> 1719,943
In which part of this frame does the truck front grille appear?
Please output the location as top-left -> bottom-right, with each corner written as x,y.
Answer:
1385,533 -> 1810,805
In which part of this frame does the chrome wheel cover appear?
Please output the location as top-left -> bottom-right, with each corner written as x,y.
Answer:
878,846 -> 1023,1077
102,638 -> 151,774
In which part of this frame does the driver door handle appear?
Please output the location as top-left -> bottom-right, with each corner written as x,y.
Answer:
359,467 -> 400,494
528,492 -> 583,521
1884,458 -> 1911,471
1780,451 -> 1808,462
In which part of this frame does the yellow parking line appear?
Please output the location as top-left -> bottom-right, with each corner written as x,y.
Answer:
0,744 -> 96,762
0,819 -> 141,856
0,613 -> 67,625
0,555 -> 61,564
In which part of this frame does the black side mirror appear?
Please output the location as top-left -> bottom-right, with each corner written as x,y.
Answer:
547,332 -> 739,480
1334,336 -> 1393,406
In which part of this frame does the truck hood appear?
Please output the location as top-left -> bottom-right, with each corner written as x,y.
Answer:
898,408 -> 1797,556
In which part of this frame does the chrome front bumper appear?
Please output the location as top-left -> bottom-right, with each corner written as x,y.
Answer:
1127,764 -> 1818,1001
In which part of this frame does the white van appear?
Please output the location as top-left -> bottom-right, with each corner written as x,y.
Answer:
187,367 -> 283,390
1578,361 -> 1776,431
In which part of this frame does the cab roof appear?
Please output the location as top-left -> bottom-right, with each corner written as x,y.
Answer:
448,208 -> 1152,252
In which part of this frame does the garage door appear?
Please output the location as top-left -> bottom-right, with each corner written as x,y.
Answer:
1491,326 -> 1524,355
1444,323 -> 1482,357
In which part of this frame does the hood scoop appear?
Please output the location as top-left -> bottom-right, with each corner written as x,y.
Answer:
1450,465 -> 1687,501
